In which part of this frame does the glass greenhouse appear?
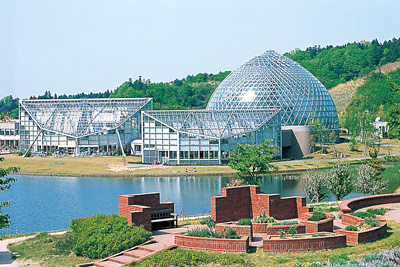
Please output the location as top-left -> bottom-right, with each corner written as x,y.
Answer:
207,50 -> 339,130
19,98 -> 153,156
141,109 -> 281,164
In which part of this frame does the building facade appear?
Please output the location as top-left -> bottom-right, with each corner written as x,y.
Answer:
19,98 -> 152,156
0,119 -> 19,150
141,109 -> 281,164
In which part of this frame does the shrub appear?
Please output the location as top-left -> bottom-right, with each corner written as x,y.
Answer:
312,233 -> 327,237
352,211 -> 376,219
237,218 -> 252,225
281,220 -> 299,225
200,217 -> 216,229
364,217 -> 380,228
137,248 -> 246,266
367,207 -> 389,215
70,214 -> 152,259
345,225 -> 358,231
279,229 -> 286,239
187,227 -> 215,238
187,227 -> 240,239
252,210 -> 275,223
288,226 -> 297,236
224,228 -> 240,239
307,211 -> 327,221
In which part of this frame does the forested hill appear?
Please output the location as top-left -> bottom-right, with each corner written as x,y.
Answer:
285,38 -> 400,89
342,68 -> 400,133
111,71 -> 230,110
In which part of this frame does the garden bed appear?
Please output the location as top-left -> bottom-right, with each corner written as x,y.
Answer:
336,221 -> 387,244
301,212 -> 334,233
263,232 -> 346,253
175,234 -> 249,253
215,222 -> 253,241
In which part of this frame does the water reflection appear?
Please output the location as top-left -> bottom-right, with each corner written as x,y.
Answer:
1,172 -> 399,234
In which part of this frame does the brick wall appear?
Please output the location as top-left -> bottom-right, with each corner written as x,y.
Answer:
215,223 -> 253,240
211,187 -> 251,223
302,213 -> 334,233
341,214 -> 364,226
339,193 -> 400,213
175,235 -> 249,253
211,186 -> 311,223
252,223 -> 268,234
335,221 -> 387,244
263,233 -> 346,253
118,192 -> 175,231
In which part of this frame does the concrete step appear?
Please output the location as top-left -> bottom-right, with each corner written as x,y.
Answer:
94,261 -> 122,267
138,242 -> 166,252
108,255 -> 136,264
124,248 -> 153,259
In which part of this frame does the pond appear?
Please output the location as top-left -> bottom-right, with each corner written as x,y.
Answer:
2,171 -> 400,234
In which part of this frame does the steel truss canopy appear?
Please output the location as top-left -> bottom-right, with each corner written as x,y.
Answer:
20,98 -> 152,138
143,109 -> 280,139
207,50 -> 339,130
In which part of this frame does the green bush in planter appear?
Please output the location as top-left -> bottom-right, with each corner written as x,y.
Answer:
307,211 -> 327,221
200,217 -> 216,229
70,214 -> 152,259
237,218 -> 252,225
252,210 -> 275,223
352,211 -> 376,219
345,225 -> 358,231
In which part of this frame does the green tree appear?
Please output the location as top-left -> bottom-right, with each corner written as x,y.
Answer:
228,139 -> 278,184
0,157 -> 18,229
386,104 -> 400,139
326,161 -> 353,200
355,164 -> 387,195
303,169 -> 329,203
309,118 -> 329,157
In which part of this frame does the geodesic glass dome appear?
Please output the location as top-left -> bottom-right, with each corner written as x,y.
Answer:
207,50 -> 339,130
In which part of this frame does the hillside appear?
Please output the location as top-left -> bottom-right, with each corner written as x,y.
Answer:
285,38 -> 400,89
329,77 -> 366,115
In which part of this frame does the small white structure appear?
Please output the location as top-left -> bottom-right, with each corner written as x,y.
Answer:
0,119 -> 19,151
372,117 -> 389,138
131,139 -> 142,156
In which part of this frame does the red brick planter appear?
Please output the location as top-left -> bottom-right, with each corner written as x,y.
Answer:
335,221 -> 387,244
339,193 -> 400,214
264,223 -> 306,235
263,232 -> 346,253
175,234 -> 249,253
301,213 -> 334,233
215,222 -> 253,241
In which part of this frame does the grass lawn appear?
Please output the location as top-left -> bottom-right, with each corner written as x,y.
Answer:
8,221 -> 400,267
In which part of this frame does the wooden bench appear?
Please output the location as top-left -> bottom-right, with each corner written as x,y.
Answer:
150,209 -> 178,229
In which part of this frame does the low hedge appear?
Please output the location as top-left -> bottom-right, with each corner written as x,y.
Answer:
237,218 -> 252,225
307,211 -> 327,221
70,214 -> 152,259
351,211 -> 376,219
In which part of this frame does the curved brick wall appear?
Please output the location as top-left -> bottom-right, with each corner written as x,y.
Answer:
301,213 -> 334,233
339,193 -> 400,213
263,233 -> 346,253
175,235 -> 249,253
335,221 -> 387,244
215,223 -> 253,240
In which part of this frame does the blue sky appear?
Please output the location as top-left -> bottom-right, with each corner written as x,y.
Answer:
1,0 -> 399,99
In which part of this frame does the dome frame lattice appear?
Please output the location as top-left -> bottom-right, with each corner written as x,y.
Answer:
206,50 -> 339,130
